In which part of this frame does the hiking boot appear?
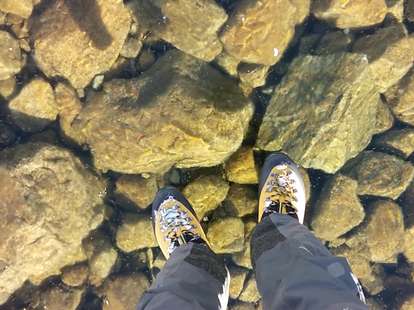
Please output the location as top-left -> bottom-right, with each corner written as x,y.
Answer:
258,153 -> 307,224
152,186 -> 210,259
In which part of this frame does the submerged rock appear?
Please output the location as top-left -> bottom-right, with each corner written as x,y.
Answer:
29,286 -> 84,310
256,52 -> 380,173
114,174 -> 158,210
83,230 -> 118,287
0,30 -> 23,80
61,263 -> 89,287
9,78 -> 58,132
0,143 -> 105,305
220,0 -> 310,65
31,0 -> 131,89
239,275 -> 260,303
0,0 -> 33,19
385,70 -> 414,126
230,302 -> 256,310
207,217 -> 244,254
311,174 -> 365,241
403,226 -> 414,263
229,266 -> 248,299
65,50 -> 253,174
0,77 -> 16,98
373,128 -> 414,158
98,273 -> 149,310
225,146 -> 258,185
135,0 -> 227,61
232,220 -> 256,269
116,214 -> 157,253
312,0 -> 387,29
183,175 -> 230,219
343,151 -> 414,199
0,122 -> 16,149
352,24 -> 414,92
224,184 -> 257,218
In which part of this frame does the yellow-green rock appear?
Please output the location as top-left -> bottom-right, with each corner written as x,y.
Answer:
116,214 -> 157,252
225,146 -> 258,184
224,184 -> 257,218
207,217 -> 245,254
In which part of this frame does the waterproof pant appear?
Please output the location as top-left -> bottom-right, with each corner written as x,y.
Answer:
137,214 -> 368,310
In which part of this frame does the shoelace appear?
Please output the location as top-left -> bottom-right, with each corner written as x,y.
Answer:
159,196 -> 200,254
264,165 -> 299,218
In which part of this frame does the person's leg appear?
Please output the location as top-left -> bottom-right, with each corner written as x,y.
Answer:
251,213 -> 367,310
137,187 -> 230,310
252,153 -> 367,310
138,242 -> 229,310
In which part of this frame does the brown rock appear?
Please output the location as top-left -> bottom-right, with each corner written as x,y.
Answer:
404,226 -> 414,263
313,31 -> 353,55
0,143 -> 105,305
29,286 -> 83,310
232,220 -> 256,269
114,175 -> 158,210
220,0 -> 310,66
352,24 -> 414,92
224,184 -> 257,218
311,174 -> 365,241
133,0 -> 227,61
61,263 -> 89,287
238,64 -> 270,92
239,275 -> 260,303
215,52 -> 240,77
0,30 -> 23,80
65,50 -> 253,174
183,175 -> 230,219
0,76 -> 15,98
225,146 -> 258,184
9,78 -> 58,132
374,128 -> 414,158
0,0 -> 33,18
229,266 -> 248,299
230,302 -> 256,310
385,70 -> 414,126
54,83 -> 86,144
312,0 -> 387,29
256,52 -> 380,173
98,273 -> 149,310
207,217 -> 244,254
83,231 -> 118,287
401,295 -> 414,310
120,36 -> 142,59
116,214 -> 157,253
343,151 -> 414,199
31,0 -> 131,89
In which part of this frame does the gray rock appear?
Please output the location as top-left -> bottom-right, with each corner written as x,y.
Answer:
9,78 -> 58,132
65,50 -> 253,174
0,143 -> 105,305
256,52 -> 380,173
311,174 -> 365,241
0,30 -> 23,81
343,151 -> 414,199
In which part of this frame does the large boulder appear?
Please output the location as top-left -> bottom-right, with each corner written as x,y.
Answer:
343,151 -> 414,199
0,30 -> 23,81
30,0 -> 131,89
352,24 -> 414,93
311,174 -> 365,241
311,0 -> 387,29
133,0 -> 227,61
0,143 -> 106,305
64,50 -> 253,174
9,78 -> 58,132
256,52 -> 380,173
220,0 -> 310,65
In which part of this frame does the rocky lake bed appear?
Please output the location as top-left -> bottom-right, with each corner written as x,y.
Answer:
1,0 -> 414,309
